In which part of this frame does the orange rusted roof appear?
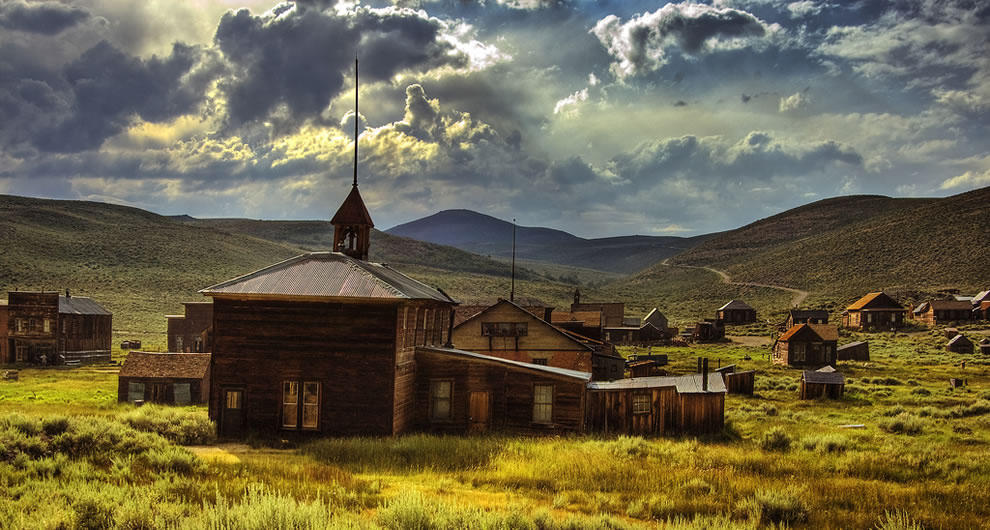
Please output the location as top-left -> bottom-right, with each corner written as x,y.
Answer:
779,323 -> 838,342
846,292 -> 904,311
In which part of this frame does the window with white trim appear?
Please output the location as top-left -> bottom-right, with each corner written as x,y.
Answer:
533,384 -> 553,423
282,380 -> 321,430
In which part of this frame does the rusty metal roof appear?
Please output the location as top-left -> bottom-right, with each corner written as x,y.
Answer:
587,373 -> 726,394
200,252 -> 455,302
419,346 -> 591,381
119,352 -> 210,379
847,292 -> 904,311
59,295 -> 111,316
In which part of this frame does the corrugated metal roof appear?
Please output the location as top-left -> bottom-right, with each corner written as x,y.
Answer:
119,352 -> 210,379
719,300 -> 754,311
200,252 -> 455,303
587,373 -> 726,394
420,346 -> 591,381
58,296 -> 111,315
837,341 -> 866,350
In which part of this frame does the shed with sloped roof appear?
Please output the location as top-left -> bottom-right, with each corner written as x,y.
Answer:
946,334 -> 974,354
118,352 -> 211,405
716,300 -> 757,323
841,292 -> 906,330
585,372 -> 726,435
800,366 -> 845,399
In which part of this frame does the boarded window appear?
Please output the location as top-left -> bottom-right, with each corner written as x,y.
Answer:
302,382 -> 320,429
793,343 -> 806,362
128,382 -> 145,402
282,381 -> 299,429
43,319 -> 51,333
481,322 -> 529,337
632,393 -> 651,414
532,358 -> 548,365
533,384 -> 553,424
173,383 -> 191,405
430,380 -> 452,421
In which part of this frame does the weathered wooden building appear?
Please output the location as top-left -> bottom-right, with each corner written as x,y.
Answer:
693,319 -> 726,342
841,292 -> 906,330
836,341 -> 870,361
783,309 -> 829,329
772,323 -> 839,368
413,346 -> 590,434
0,302 -> 7,364
800,366 -> 845,399
571,289 -> 625,328
453,297 -> 551,327
4,291 -> 112,365
979,338 -> 990,355
118,352 -> 211,405
166,301 -> 213,353
714,365 -> 755,395
550,310 -> 604,340
912,300 -> 975,326
946,334 -> 974,354
585,372 -> 726,435
716,300 -> 757,323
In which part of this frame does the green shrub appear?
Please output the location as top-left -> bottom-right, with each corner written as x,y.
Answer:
874,510 -> 924,530
759,427 -> 792,452
910,388 -> 931,396
119,406 -> 215,445
800,434 -> 849,454
740,488 -> 808,526
879,413 -> 926,435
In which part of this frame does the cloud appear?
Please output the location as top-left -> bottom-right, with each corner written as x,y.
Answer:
779,91 -> 808,112
553,88 -> 589,116
0,0 -> 89,35
592,2 -> 771,78
940,169 -> 990,190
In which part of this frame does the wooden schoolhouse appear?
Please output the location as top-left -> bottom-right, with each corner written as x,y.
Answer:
3,290 -> 112,365
841,292 -> 906,330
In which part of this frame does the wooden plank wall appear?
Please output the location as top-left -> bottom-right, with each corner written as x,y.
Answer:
678,393 -> 724,433
118,377 -> 207,404
61,314 -> 112,353
585,386 -> 721,435
724,371 -> 755,395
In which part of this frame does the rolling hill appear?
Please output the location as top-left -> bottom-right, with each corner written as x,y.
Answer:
386,209 -> 713,274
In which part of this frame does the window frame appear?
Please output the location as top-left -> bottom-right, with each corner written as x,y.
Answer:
281,380 -> 322,431
532,383 -> 554,424
632,393 -> 652,415
429,379 -> 453,422
127,382 -> 145,403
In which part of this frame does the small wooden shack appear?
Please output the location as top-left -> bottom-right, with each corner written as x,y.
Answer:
693,319 -> 726,342
841,292 -> 906,330
628,359 -> 662,378
166,301 -> 213,353
836,341 -> 870,361
714,365 -> 755,395
912,300 -> 974,326
585,372 -> 726,435
716,300 -> 757,324
946,334 -> 974,354
784,309 -> 829,329
0,302 -> 8,364
414,346 -> 590,434
772,324 -> 839,368
118,352 -> 211,405
800,366 -> 845,399
979,338 -> 990,355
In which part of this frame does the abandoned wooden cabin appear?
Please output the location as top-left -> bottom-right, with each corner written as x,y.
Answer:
772,323 -> 839,368
201,182 -> 458,438
716,300 -> 757,324
118,352 -> 211,405
451,298 -> 625,380
413,346 -> 590,434
912,300 -> 975,326
693,319 -> 726,342
977,301 -> 990,320
166,301 -> 213,353
841,292 -> 906,330
585,370 -> 726,435
800,366 -> 845,399
979,338 -> 990,355
628,359 -> 663,378
550,310 -> 604,341
836,341 -> 870,361
946,334 -> 974,354
570,288 -> 625,328
783,309 -> 829,329
3,291 -> 112,365
714,365 -> 756,395
453,297 -> 552,327
0,302 -> 7,364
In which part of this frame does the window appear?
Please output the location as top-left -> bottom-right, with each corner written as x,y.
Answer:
43,319 -> 51,333
15,319 -> 24,333
128,382 -> 145,403
173,383 -> 191,405
632,393 -> 651,414
792,343 -> 806,362
533,384 -> 553,424
430,380 -> 452,421
481,322 -> 528,337
532,358 -> 548,366
282,381 -> 321,430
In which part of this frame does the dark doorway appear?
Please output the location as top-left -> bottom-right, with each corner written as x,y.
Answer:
220,389 -> 245,436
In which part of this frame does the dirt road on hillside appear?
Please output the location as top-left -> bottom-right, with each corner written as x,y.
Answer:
660,259 -> 809,307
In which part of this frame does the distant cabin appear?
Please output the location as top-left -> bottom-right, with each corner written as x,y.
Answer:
800,366 -> 845,399
841,292 -> 906,330
912,300 -> 975,326
550,310 -> 604,341
0,302 -> 7,365
837,341 -> 870,362
451,299 -> 623,381
692,319 -> 726,342
3,291 -> 112,365
166,301 -> 213,353
784,309 -> 829,329
118,352 -> 211,405
946,334 -> 974,354
772,324 -> 839,368
716,300 -> 757,324
453,297 -> 551,327
979,339 -> 990,355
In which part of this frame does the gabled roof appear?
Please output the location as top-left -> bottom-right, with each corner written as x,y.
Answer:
119,352 -> 210,379
789,309 -> 829,320
847,292 -> 904,311
587,373 -> 726,394
803,367 -> 845,385
837,341 -> 866,351
948,334 -> 972,346
913,302 -> 929,314
453,299 -> 593,351
719,300 -> 754,311
59,296 -> 111,316
200,252 -> 455,302
973,290 -> 990,304
330,186 -> 374,227
928,300 -> 974,311
419,346 -> 591,381
778,323 -> 838,342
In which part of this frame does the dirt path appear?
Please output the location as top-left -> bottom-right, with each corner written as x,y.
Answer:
661,259 -> 810,307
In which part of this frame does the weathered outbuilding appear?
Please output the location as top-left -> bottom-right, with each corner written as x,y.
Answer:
800,366 -> 845,399
784,309 -> 829,329
946,334 -> 974,354
716,300 -> 757,324
836,341 -> 870,361
979,338 -> 990,355
714,365 -> 755,395
0,302 -> 7,364
841,292 -> 906,330
585,372 -> 726,435
693,319 -> 726,342
118,352 -> 211,405
166,301 -> 213,353
4,291 -> 112,365
772,324 -> 839,368
912,300 -> 974,326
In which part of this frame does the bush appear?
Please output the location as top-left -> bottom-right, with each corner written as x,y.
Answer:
740,488 -> 808,526
910,388 -> 931,396
879,413 -> 926,435
759,427 -> 792,452
119,406 -> 215,445
874,510 -> 924,530
800,434 -> 849,454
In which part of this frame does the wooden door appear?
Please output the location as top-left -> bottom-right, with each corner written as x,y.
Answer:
220,389 -> 245,437
468,391 -> 490,433
150,383 -> 169,403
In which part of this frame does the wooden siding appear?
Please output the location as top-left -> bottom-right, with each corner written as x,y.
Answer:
837,342 -> 870,361
168,303 -> 213,352
724,371 -> 755,395
0,305 -> 8,364
118,376 -> 208,404
717,309 -> 756,323
842,310 -> 905,330
800,381 -> 844,399
585,388 -> 724,435
59,313 -> 112,359
414,348 -> 586,435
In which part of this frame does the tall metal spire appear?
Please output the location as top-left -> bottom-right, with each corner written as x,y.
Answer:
353,56 -> 359,188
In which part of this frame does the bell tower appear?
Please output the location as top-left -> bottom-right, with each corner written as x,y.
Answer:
331,57 -> 373,261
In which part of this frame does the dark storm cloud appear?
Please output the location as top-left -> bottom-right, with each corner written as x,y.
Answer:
215,5 -> 468,130
0,0 -> 89,35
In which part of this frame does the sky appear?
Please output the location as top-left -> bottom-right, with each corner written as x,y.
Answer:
1,0 -> 988,238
